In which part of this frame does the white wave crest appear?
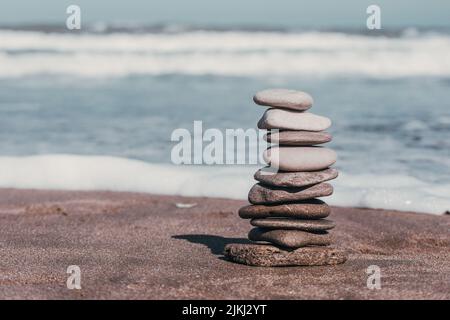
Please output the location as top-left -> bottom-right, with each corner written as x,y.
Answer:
0,30 -> 449,77
0,154 -> 448,215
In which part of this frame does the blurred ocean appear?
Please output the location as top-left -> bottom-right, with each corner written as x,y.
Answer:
0,25 -> 449,214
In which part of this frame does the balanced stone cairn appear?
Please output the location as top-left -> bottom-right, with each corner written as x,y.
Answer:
224,89 -> 348,267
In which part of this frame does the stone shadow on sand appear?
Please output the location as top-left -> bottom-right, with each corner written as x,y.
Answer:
173,234 -> 251,255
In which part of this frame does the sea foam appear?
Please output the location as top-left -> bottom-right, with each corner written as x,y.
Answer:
0,30 -> 450,78
0,154 -> 448,215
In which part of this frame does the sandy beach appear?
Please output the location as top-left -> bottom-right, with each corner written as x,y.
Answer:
0,188 -> 448,300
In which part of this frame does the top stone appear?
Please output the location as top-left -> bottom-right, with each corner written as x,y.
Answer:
253,89 -> 313,111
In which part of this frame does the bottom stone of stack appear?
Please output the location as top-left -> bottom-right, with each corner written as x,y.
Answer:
224,244 -> 347,267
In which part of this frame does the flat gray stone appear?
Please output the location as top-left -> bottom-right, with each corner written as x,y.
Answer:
253,89 -> 313,111
258,109 -> 331,131
239,200 -> 331,219
265,130 -> 332,146
263,146 -> 337,172
255,168 -> 338,187
224,244 -> 347,267
248,183 -> 333,204
250,218 -> 335,231
248,228 -> 332,248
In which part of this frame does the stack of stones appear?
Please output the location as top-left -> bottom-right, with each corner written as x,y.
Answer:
225,89 -> 347,267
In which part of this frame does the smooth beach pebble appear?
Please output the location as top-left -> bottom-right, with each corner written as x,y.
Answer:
250,218 -> 335,231
248,183 -> 333,205
248,228 -> 332,248
263,147 -> 337,172
257,109 -> 331,131
254,167 -> 338,187
253,89 -> 313,111
239,200 -> 331,219
224,244 -> 347,267
265,130 -> 332,146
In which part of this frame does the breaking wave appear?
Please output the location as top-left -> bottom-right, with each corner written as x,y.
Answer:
0,28 -> 449,78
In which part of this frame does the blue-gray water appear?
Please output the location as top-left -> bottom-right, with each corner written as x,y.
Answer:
0,26 -> 449,213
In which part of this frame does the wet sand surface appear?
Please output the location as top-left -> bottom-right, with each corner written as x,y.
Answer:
0,188 -> 448,299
